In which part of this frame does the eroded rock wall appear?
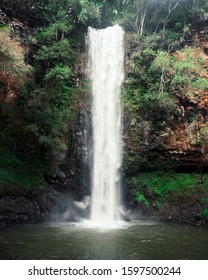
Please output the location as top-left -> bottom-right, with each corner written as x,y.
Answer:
124,29 -> 208,174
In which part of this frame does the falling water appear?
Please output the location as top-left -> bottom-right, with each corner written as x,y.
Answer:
87,25 -> 124,227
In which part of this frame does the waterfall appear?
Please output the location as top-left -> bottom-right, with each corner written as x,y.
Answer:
87,25 -> 124,227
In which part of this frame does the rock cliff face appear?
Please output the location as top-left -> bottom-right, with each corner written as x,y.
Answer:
0,188 -> 55,227
0,105 -> 90,228
124,29 -> 208,174
0,8 -> 91,227
0,183 -> 90,228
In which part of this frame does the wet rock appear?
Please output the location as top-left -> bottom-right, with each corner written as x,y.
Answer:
69,170 -> 75,176
58,171 -> 66,179
54,152 -> 67,162
130,119 -> 136,126
0,186 -> 83,227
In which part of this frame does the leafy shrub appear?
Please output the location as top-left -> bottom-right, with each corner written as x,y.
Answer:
0,148 -> 49,188
135,191 -> 149,207
201,209 -> 208,220
129,172 -> 203,198
174,22 -> 183,31
203,181 -> 208,189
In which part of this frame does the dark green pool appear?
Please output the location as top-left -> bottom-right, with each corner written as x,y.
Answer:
0,221 -> 207,260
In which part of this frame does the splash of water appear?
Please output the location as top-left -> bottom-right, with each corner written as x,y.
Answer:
87,25 -> 124,228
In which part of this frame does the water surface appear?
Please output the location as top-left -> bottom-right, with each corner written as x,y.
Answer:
0,221 -> 207,260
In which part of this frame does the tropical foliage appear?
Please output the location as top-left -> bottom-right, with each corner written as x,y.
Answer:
1,0 -> 208,187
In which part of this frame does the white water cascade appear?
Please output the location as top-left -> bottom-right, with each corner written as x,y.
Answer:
87,25 -> 124,227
